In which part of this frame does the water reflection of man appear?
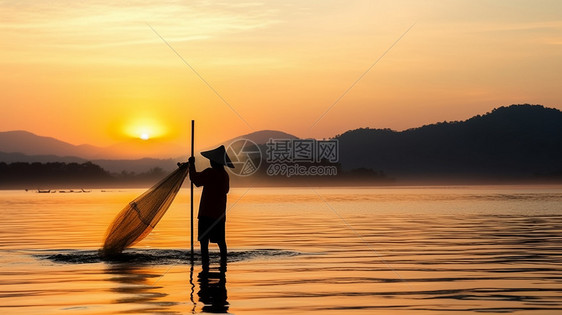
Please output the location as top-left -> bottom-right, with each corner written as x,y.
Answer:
189,145 -> 234,270
197,268 -> 229,313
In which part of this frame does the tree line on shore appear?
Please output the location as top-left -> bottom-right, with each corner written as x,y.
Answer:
0,160 -> 389,189
0,162 -> 167,188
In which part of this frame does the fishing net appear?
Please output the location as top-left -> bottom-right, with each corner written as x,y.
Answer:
102,163 -> 189,256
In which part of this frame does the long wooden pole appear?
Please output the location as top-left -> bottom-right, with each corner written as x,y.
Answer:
190,120 -> 194,262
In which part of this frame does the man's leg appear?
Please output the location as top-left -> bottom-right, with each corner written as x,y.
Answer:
200,238 -> 210,270
218,240 -> 227,271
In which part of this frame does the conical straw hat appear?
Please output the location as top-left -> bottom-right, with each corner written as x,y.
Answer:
201,145 -> 235,168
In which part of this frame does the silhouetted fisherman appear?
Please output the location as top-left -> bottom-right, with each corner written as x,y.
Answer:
189,145 -> 234,270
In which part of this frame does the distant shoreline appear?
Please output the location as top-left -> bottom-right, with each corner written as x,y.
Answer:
2,179 -> 561,191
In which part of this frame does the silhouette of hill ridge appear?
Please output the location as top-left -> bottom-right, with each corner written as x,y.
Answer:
0,129 -> 299,160
1,105 -> 561,183
209,130 -> 298,149
0,130 -> 102,158
0,130 -> 299,174
336,104 -> 562,180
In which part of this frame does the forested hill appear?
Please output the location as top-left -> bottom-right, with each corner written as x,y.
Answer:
336,104 -> 562,181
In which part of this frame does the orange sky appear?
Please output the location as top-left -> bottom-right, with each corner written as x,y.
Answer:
1,0 -> 561,157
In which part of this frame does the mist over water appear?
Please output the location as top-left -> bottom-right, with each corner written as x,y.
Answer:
1,186 -> 562,314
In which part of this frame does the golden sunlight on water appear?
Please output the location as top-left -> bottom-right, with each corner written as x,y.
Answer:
1,186 -> 562,314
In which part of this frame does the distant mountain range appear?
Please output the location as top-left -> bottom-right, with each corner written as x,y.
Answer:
214,130 -> 298,149
1,104 -> 561,182
336,104 -> 562,181
0,131 -> 103,159
0,130 -> 186,160
0,130 -> 299,173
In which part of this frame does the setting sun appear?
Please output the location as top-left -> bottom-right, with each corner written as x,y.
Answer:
123,117 -> 167,141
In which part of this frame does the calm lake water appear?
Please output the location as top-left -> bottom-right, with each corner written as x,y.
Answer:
1,186 -> 562,314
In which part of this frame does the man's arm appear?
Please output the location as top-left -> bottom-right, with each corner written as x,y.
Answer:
188,157 -> 205,187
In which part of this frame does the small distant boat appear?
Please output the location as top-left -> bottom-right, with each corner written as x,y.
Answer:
37,189 -> 51,193
56,189 -> 90,193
